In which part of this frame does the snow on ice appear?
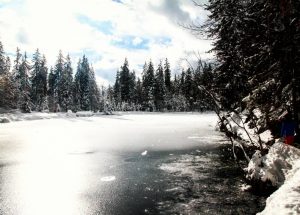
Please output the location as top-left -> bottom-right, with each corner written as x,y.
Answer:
100,176 -> 116,182
141,150 -> 148,156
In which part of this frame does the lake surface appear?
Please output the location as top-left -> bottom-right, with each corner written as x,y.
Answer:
0,113 -> 265,214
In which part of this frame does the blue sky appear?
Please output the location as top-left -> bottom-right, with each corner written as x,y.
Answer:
0,0 -> 211,86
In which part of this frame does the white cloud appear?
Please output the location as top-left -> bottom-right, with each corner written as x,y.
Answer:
0,0 -> 212,86
132,37 -> 143,46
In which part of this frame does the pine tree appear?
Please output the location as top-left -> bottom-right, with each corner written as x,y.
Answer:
0,42 -> 15,109
113,70 -> 122,108
154,61 -> 166,111
193,61 -> 214,111
30,49 -> 48,111
30,49 -> 41,109
128,70 -> 136,104
59,54 -> 73,111
183,68 -> 194,110
39,55 -> 48,110
89,66 -> 100,111
18,53 -> 31,112
205,0 -> 249,109
74,56 -> 90,110
0,41 -> 7,76
164,58 -> 171,92
142,60 -> 155,110
48,67 -> 57,112
74,55 -> 99,111
135,78 -> 143,110
119,58 -> 131,102
54,50 -> 65,111
12,47 -> 22,108
172,74 -> 180,96
106,85 -> 114,112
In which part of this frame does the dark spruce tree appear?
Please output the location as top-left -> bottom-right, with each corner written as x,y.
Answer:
30,49 -> 48,111
119,58 -> 131,102
48,67 -> 57,112
142,60 -> 155,111
74,55 -> 100,111
205,0 -> 249,110
0,42 -> 15,109
18,53 -> 32,112
164,58 -> 171,92
89,66 -> 100,112
0,41 -> 8,76
59,54 -> 73,111
154,61 -> 166,111
12,47 -> 22,109
113,70 -> 121,108
183,68 -> 194,110
54,50 -> 65,111
128,70 -> 136,104
134,77 -> 143,110
74,56 -> 90,111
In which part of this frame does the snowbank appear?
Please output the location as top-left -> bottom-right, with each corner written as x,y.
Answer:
75,111 -> 94,117
258,161 -> 300,215
246,141 -> 300,186
224,109 -> 300,214
245,142 -> 300,214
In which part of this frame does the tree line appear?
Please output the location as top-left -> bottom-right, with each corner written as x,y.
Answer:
0,41 -> 215,113
107,58 -> 214,112
0,44 -> 100,112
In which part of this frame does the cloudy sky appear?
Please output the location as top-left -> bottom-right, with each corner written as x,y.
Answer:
0,0 -> 211,86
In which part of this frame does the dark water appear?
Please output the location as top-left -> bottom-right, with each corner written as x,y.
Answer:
91,144 -> 266,215
0,114 -> 266,215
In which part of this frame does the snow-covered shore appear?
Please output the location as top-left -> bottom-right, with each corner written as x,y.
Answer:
0,110 -> 213,123
0,110 -> 106,122
247,142 -> 300,215
223,109 -> 300,214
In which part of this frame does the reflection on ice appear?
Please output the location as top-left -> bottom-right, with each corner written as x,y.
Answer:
100,176 -> 116,182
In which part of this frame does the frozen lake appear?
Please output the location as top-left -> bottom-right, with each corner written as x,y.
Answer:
0,113 -> 265,214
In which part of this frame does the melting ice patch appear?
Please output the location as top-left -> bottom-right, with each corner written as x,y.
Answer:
100,176 -> 116,182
